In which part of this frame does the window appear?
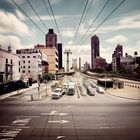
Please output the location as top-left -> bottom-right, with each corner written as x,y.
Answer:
28,66 -> 30,68
23,61 -> 25,63
11,59 -> 13,64
28,70 -> 30,73
33,56 -> 36,58
23,66 -> 25,68
28,60 -> 30,63
19,61 -> 20,66
19,68 -> 20,73
22,70 -> 25,73
27,56 -> 30,58
22,56 -> 25,58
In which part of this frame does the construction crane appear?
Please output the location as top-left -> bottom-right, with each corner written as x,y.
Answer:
64,50 -> 72,72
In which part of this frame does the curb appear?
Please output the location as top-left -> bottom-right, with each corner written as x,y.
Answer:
105,91 -> 140,101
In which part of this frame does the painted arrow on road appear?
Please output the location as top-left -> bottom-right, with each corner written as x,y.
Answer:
48,120 -> 69,124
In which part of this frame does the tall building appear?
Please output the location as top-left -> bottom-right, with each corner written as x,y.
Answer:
57,43 -> 63,69
112,44 -> 123,73
0,45 -> 20,83
45,29 -> 57,48
91,35 -> 100,69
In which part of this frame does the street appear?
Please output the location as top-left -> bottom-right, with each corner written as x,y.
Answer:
0,76 -> 140,140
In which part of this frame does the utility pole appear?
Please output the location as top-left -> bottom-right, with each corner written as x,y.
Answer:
64,50 -> 72,72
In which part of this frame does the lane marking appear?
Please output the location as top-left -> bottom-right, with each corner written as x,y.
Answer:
56,136 -> 66,139
48,120 -> 69,124
16,115 -> 39,118
0,126 -> 30,129
40,112 -> 68,116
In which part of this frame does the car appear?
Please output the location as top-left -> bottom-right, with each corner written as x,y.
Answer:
96,86 -> 105,94
86,86 -> 95,96
67,85 -> 75,95
51,88 -> 62,99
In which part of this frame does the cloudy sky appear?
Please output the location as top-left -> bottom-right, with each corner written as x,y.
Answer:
0,0 -> 140,67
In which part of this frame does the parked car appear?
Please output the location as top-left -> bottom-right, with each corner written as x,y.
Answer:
86,86 -> 95,96
51,88 -> 62,99
96,86 -> 105,94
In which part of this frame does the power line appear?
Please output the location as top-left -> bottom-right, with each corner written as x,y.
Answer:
82,0 -> 95,26
79,0 -> 111,44
81,0 -> 126,43
11,0 -> 45,35
26,0 -> 48,31
73,0 -> 89,43
47,0 -> 63,43
42,0 -> 56,30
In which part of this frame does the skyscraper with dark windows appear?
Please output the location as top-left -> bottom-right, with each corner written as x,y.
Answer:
91,35 -> 100,69
112,44 -> 123,73
57,43 -> 63,69
45,29 -> 57,48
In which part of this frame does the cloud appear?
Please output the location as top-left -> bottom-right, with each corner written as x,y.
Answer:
61,29 -> 74,38
0,34 -> 33,52
15,10 -> 25,21
106,35 -> 128,44
5,0 -> 24,4
49,0 -> 63,5
0,10 -> 30,36
63,44 -> 91,67
68,41 -> 73,45
96,11 -> 140,34
32,15 -> 63,22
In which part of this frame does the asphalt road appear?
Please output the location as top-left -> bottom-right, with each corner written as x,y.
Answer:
0,80 -> 140,140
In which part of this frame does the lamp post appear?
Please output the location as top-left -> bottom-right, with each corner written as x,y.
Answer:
104,68 -> 107,90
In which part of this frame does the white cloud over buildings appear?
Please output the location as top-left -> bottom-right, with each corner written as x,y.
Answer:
106,35 -> 128,44
0,10 -> 30,36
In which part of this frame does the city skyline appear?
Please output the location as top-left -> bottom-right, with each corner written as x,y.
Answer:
0,0 -> 140,67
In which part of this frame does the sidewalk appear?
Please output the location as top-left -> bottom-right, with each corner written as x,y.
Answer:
106,86 -> 140,100
0,78 -> 64,101
0,83 -> 38,100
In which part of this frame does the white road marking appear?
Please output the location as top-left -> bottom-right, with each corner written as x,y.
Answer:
48,120 -> 69,124
56,136 -> 66,139
41,112 -> 68,116
99,126 -> 111,129
0,128 -> 22,138
16,115 -> 39,118
0,125 -> 30,128
11,118 -> 31,126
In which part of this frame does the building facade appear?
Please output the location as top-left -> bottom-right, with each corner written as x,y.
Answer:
34,45 -> 58,74
112,44 -> 123,73
45,29 -> 57,48
91,35 -> 100,69
72,58 -> 78,71
16,49 -> 47,81
57,43 -> 63,69
95,57 -> 107,69
0,45 -> 20,83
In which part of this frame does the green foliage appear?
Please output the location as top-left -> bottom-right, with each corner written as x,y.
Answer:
90,68 -> 105,73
